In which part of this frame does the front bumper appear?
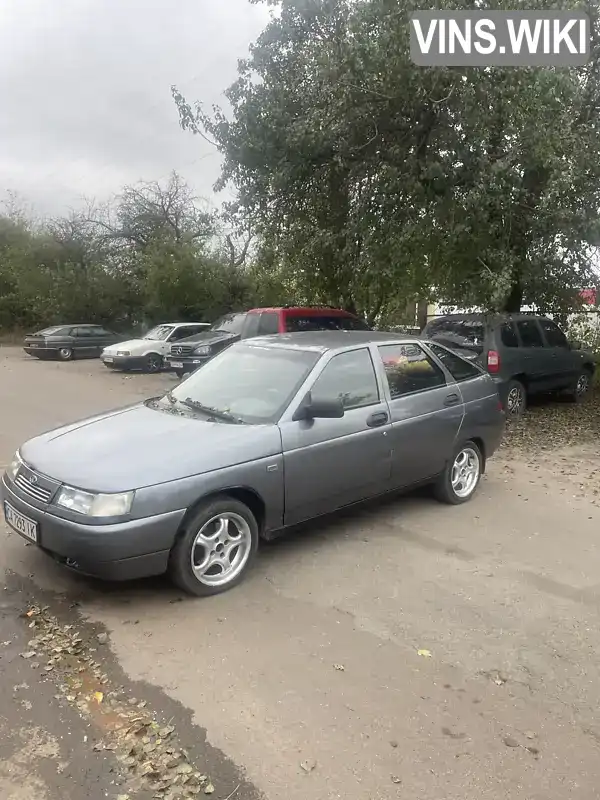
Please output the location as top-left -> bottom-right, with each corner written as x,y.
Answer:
1,476 -> 185,581
101,354 -> 146,371
164,355 -> 209,373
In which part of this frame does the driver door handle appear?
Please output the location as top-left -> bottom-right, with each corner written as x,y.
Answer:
366,411 -> 389,428
444,393 -> 461,407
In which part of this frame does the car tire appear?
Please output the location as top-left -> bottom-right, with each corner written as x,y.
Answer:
58,347 -> 74,361
168,496 -> 259,597
144,353 -> 162,373
505,378 -> 526,419
175,370 -> 185,380
564,367 -> 592,403
434,440 -> 483,505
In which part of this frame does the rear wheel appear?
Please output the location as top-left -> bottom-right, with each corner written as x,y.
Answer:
505,379 -> 526,419
168,496 -> 259,597
434,441 -> 483,505
564,367 -> 592,403
145,353 -> 162,373
58,347 -> 73,361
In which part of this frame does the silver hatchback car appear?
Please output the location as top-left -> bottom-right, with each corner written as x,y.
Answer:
2,332 -> 505,596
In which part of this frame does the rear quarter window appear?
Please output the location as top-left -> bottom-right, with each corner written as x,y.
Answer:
428,343 -> 483,381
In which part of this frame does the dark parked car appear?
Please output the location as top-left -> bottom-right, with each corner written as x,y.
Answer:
23,324 -> 122,361
422,313 -> 595,417
2,332 -> 504,596
165,306 -> 371,378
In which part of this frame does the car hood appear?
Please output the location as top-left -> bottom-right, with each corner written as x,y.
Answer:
174,330 -> 240,348
103,338 -> 162,354
20,403 -> 282,493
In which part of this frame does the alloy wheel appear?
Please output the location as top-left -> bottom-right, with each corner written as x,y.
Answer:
190,512 -> 253,588
450,446 -> 481,499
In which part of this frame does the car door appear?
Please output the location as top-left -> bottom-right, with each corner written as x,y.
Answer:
71,326 -> 98,357
279,347 -> 392,526
374,342 -> 464,488
514,318 -> 554,393
537,317 -> 574,389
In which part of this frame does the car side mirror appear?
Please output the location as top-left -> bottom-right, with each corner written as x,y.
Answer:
292,392 -> 345,421
569,339 -> 582,350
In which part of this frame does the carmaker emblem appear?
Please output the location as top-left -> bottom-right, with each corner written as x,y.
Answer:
175,347 -> 183,355
29,474 -> 38,485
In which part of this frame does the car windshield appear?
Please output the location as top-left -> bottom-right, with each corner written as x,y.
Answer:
143,325 -> 174,341
165,343 -> 319,424
210,313 -> 247,335
424,318 -> 485,353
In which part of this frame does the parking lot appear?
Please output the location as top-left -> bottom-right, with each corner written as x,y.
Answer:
2,346 -> 600,800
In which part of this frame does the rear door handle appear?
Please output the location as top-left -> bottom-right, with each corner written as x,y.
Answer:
366,411 -> 389,428
444,393 -> 461,407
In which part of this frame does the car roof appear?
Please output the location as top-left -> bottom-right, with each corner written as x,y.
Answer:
425,312 -> 546,324
241,330 -> 422,353
246,306 -> 356,316
157,322 -> 208,326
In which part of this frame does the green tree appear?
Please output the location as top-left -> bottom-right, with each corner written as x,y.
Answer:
174,0 -> 600,318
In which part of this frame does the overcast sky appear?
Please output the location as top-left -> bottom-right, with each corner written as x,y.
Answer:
0,0 -> 271,218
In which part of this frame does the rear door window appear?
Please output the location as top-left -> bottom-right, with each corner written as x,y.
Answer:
499,322 -> 519,348
424,318 -> 485,353
428,343 -> 483,381
539,318 -> 569,348
377,343 -> 446,398
516,319 -> 544,347
72,326 -> 93,337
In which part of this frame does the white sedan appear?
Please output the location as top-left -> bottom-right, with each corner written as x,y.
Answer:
101,322 -> 210,373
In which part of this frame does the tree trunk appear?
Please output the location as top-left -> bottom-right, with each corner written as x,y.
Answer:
417,299 -> 429,331
503,277 -> 523,313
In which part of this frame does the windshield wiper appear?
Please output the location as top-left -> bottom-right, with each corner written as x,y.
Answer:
180,397 -> 244,424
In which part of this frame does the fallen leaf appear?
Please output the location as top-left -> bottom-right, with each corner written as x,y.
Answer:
391,775 -> 402,784
93,691 -> 104,704
19,651 -> 36,659
417,649 -> 432,658
300,759 -> 316,773
159,725 -> 175,738
333,663 -> 345,671
96,633 -> 108,645
502,736 -> 520,748
204,783 -> 215,795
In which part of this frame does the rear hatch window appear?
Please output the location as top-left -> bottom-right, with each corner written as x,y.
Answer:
423,318 -> 485,360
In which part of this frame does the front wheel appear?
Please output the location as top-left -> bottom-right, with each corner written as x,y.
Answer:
168,497 -> 259,597
175,369 -> 185,380
434,441 -> 483,505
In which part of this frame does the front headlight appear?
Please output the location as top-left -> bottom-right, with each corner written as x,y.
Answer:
193,345 -> 210,356
117,350 -> 130,356
56,486 -> 134,517
7,451 -> 22,482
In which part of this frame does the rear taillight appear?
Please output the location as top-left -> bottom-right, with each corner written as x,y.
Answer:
487,350 -> 500,373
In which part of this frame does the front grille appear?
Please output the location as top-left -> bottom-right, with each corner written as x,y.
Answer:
170,344 -> 194,356
15,472 -> 52,503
